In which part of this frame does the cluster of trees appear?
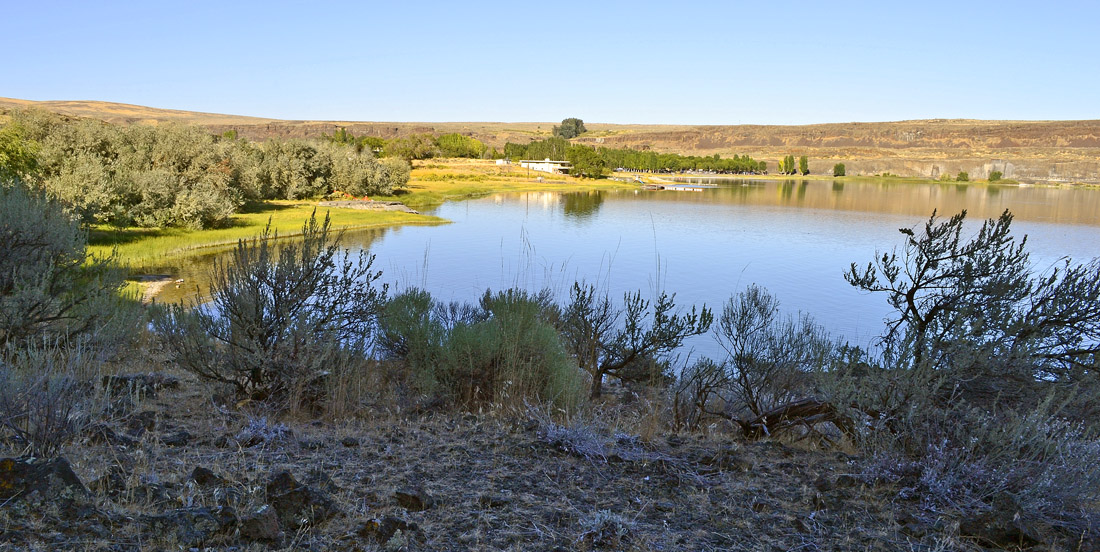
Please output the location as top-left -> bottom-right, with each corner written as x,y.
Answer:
3,111 -> 409,229
326,127 -> 495,161
504,137 -> 766,176
777,155 -> 809,175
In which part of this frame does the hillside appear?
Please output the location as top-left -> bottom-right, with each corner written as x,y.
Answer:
3,97 -> 1099,184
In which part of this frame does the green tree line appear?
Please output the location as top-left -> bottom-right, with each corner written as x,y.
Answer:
3,110 -> 410,229
504,137 -> 766,175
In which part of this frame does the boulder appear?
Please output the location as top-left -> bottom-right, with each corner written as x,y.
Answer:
394,486 -> 435,511
0,457 -> 88,503
356,515 -> 421,544
140,506 -> 236,546
266,471 -> 339,529
240,504 -> 282,543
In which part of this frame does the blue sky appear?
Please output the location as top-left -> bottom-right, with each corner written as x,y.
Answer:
4,1 -> 1098,124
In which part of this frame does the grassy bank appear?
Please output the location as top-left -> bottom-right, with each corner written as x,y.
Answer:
88,201 -> 444,269
88,158 -> 634,277
377,158 -> 634,209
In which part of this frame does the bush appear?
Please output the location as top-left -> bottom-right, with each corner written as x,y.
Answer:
379,287 -> 583,410
0,180 -> 135,349
989,170 -> 1003,182
832,163 -> 845,177
154,211 -> 386,406
559,282 -> 712,398
956,171 -> 969,182
672,286 -> 834,433
833,208 -> 1100,540
0,342 -> 100,457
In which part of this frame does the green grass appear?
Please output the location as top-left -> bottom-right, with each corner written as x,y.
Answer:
89,200 -> 446,268
87,159 -> 635,273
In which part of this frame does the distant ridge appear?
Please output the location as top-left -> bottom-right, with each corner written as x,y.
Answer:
3,97 -> 1099,184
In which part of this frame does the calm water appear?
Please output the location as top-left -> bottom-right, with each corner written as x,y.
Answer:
159,179 -> 1100,360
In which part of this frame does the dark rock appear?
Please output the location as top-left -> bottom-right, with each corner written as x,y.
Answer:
84,423 -> 137,447
298,438 -> 325,450
306,468 -> 341,494
126,410 -> 158,435
131,481 -> 175,507
357,515 -> 420,543
699,448 -> 753,472
266,471 -> 338,530
394,487 -> 434,511
161,429 -> 191,447
240,504 -> 282,543
102,372 -> 180,398
477,493 -> 513,508
140,506 -> 236,546
835,474 -> 862,488
88,466 -> 128,498
189,466 -> 227,487
959,493 -> 1045,548
654,501 -> 676,512
340,436 -> 360,447
0,457 -> 88,503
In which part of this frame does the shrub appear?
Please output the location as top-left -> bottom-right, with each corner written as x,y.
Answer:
832,163 -> 845,177
154,211 -> 386,406
989,170 -> 1003,182
0,180 -> 136,349
833,208 -> 1100,541
0,342 -> 100,457
956,171 -> 969,182
559,282 -> 712,398
713,285 -> 832,417
379,287 -> 583,410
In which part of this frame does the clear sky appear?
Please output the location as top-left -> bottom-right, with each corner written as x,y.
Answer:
4,1 -> 1098,124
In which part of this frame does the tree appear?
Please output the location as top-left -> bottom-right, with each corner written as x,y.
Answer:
0,180 -> 132,348
844,209 -> 1100,386
0,122 -> 39,182
383,133 -> 438,160
798,155 -> 809,175
559,282 -> 713,397
552,118 -> 587,139
989,170 -> 1003,182
956,171 -> 969,182
566,145 -> 607,178
435,133 -> 487,158
833,163 -> 846,177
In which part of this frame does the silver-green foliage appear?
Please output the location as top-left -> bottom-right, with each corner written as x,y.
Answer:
154,211 -> 386,402
10,110 -> 411,229
378,287 -> 583,409
0,181 -> 132,348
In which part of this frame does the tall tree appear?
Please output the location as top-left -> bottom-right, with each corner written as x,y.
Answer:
799,155 -> 809,175
553,118 -> 587,139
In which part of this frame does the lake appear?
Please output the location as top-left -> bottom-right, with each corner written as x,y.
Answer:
158,178 -> 1100,361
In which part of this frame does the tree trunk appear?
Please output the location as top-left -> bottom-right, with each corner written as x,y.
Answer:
736,399 -> 853,440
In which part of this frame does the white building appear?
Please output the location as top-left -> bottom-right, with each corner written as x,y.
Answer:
519,158 -> 572,174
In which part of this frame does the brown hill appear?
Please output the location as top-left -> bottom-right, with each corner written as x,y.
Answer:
3,97 -> 1098,184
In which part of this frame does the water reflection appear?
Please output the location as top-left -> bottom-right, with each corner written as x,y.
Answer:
666,177 -> 1100,225
145,225 -> 393,305
145,180 -> 1100,358
561,191 -> 604,220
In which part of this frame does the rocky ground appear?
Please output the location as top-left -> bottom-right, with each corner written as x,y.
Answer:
0,371 -> 1091,551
